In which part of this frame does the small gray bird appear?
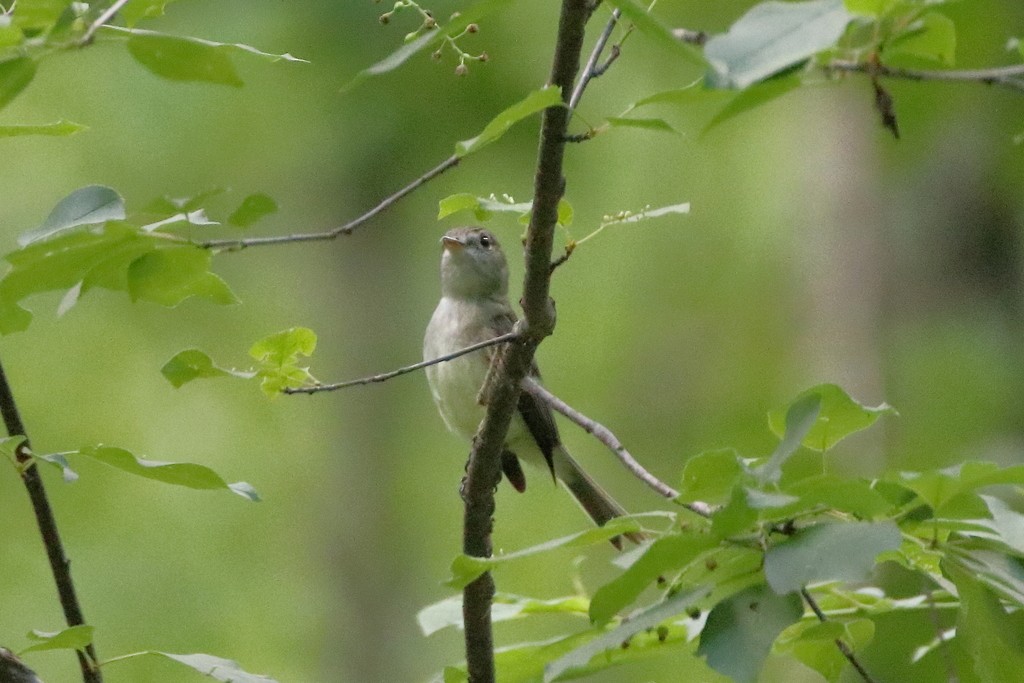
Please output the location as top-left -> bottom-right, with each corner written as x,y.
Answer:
424,226 -> 639,546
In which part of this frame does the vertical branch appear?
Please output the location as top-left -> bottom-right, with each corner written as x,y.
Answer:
460,1 -> 592,681
0,359 -> 102,683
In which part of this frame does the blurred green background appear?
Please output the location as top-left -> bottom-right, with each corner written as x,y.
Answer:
1,1 -> 1023,681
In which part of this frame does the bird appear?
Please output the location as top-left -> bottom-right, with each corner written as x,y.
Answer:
423,226 -> 640,547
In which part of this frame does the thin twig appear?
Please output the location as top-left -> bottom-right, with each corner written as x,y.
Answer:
801,588 -> 878,683
0,359 -> 102,683
569,8 -> 620,110
79,0 -> 130,45
282,332 -> 519,394
521,377 -> 715,517
829,59 -> 1024,93
197,155 -> 460,251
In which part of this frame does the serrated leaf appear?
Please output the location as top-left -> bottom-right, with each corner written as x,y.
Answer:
228,192 -> 277,228
752,391 -> 821,484
0,56 -> 36,111
76,445 -> 259,501
590,533 -> 717,625
455,86 -> 562,157
446,518 -> 643,589
0,120 -> 86,137
768,383 -> 895,452
545,585 -> 710,681
20,625 -> 94,654
19,185 -> 126,246
764,521 -> 901,594
249,327 -> 318,396
127,247 -> 238,307
705,0 -> 853,89
603,0 -> 703,65
161,348 -> 255,388
346,0 -> 512,89
697,583 -> 804,683
883,12 -> 956,65
605,116 -> 677,133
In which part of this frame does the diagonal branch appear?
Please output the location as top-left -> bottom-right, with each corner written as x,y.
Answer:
197,155 -> 459,251
282,332 -> 519,394
828,60 -> 1024,93
801,587 -> 878,683
460,2 -> 593,681
79,0 -> 131,46
0,359 -> 102,683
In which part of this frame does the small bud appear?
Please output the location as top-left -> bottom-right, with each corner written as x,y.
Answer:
393,1 -> 403,9
455,63 -> 469,76
424,16 -> 437,28
466,23 -> 479,33
431,49 -> 443,62
656,626 -> 669,643
478,51 -> 489,62
379,12 -> 390,24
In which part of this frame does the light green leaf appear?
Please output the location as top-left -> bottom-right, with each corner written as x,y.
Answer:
417,593 -> 589,636
9,0 -> 71,31
122,0 -> 180,27
20,625 -> 95,655
703,73 -> 802,132
752,391 -> 821,484
764,521 -> 901,594
603,0 -> 703,65
228,192 -> 278,228
777,617 -> 874,681
437,193 -> 482,220
897,462 -> 1024,513
249,327 -> 318,396
843,0 -> 893,17
455,86 -> 562,157
679,448 -> 743,504
0,56 -> 36,111
346,0 -> 512,88
556,198 -> 573,227
161,349 -> 255,388
104,651 -> 277,682
697,583 -> 803,683
76,445 -> 260,501
783,475 -> 892,518
0,120 -> 86,137
127,247 -> 238,307
705,0 -> 853,89
127,32 -> 243,86
605,117 -> 677,133
19,185 -> 125,246
883,12 -> 956,65
545,585 -> 710,681
446,518 -> 643,589
590,533 -> 717,625
768,383 -> 896,452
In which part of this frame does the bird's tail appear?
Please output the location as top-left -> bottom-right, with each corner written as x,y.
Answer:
553,445 -> 643,549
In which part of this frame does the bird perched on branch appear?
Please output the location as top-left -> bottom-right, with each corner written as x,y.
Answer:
423,226 -> 639,547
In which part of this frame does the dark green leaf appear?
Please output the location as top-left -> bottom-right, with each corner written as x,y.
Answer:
228,192 -> 278,228
0,56 -> 36,111
19,185 -> 125,246
545,585 -> 710,681
783,475 -> 893,518
753,391 -> 821,484
776,617 -> 874,681
764,521 -> 901,594
705,0 -> 853,89
883,12 -> 956,65
697,583 -> 803,683
161,349 -> 255,388
0,120 -> 86,137
455,86 -> 562,157
768,383 -> 896,452
20,625 -> 95,654
947,563 -> 1024,681
127,247 -> 238,306
128,32 -> 244,86
603,0 -> 703,65
711,485 -> 758,537
76,445 -> 260,501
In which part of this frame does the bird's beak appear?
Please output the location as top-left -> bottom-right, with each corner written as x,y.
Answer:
441,235 -> 465,252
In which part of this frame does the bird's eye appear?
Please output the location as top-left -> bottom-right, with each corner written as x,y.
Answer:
479,233 -> 492,248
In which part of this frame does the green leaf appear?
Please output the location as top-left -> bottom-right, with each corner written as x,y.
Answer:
127,32 -> 243,86
843,0 -> 893,16
122,0 -> 180,27
603,0 -> 703,65
783,475 -> 893,518
37,451 -> 78,482
346,0 -> 513,88
19,185 -> 126,246
417,593 -> 589,636
19,625 -> 95,654
0,120 -> 86,137
227,192 -> 278,228
76,445 -> 260,501
883,12 -> 956,65
455,86 -> 562,157
776,617 -> 874,681
768,383 -> 896,452
752,391 -> 821,484
446,518 -> 643,589
897,461 -> 1024,513
679,448 -> 743,504
545,585 -> 710,681
9,0 -> 72,31
0,56 -> 36,111
705,0 -> 853,89
711,485 -> 759,537
697,583 -> 804,683
127,247 -> 238,306
437,193 -> 482,220
605,116 -> 677,134
703,73 -> 802,133
764,521 -> 901,594
948,547 -> 1024,606
947,563 -> 1024,681
976,495 -> 1024,556
161,349 -> 255,388
249,327 -> 318,396
105,651 -> 277,682
590,533 -> 717,625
